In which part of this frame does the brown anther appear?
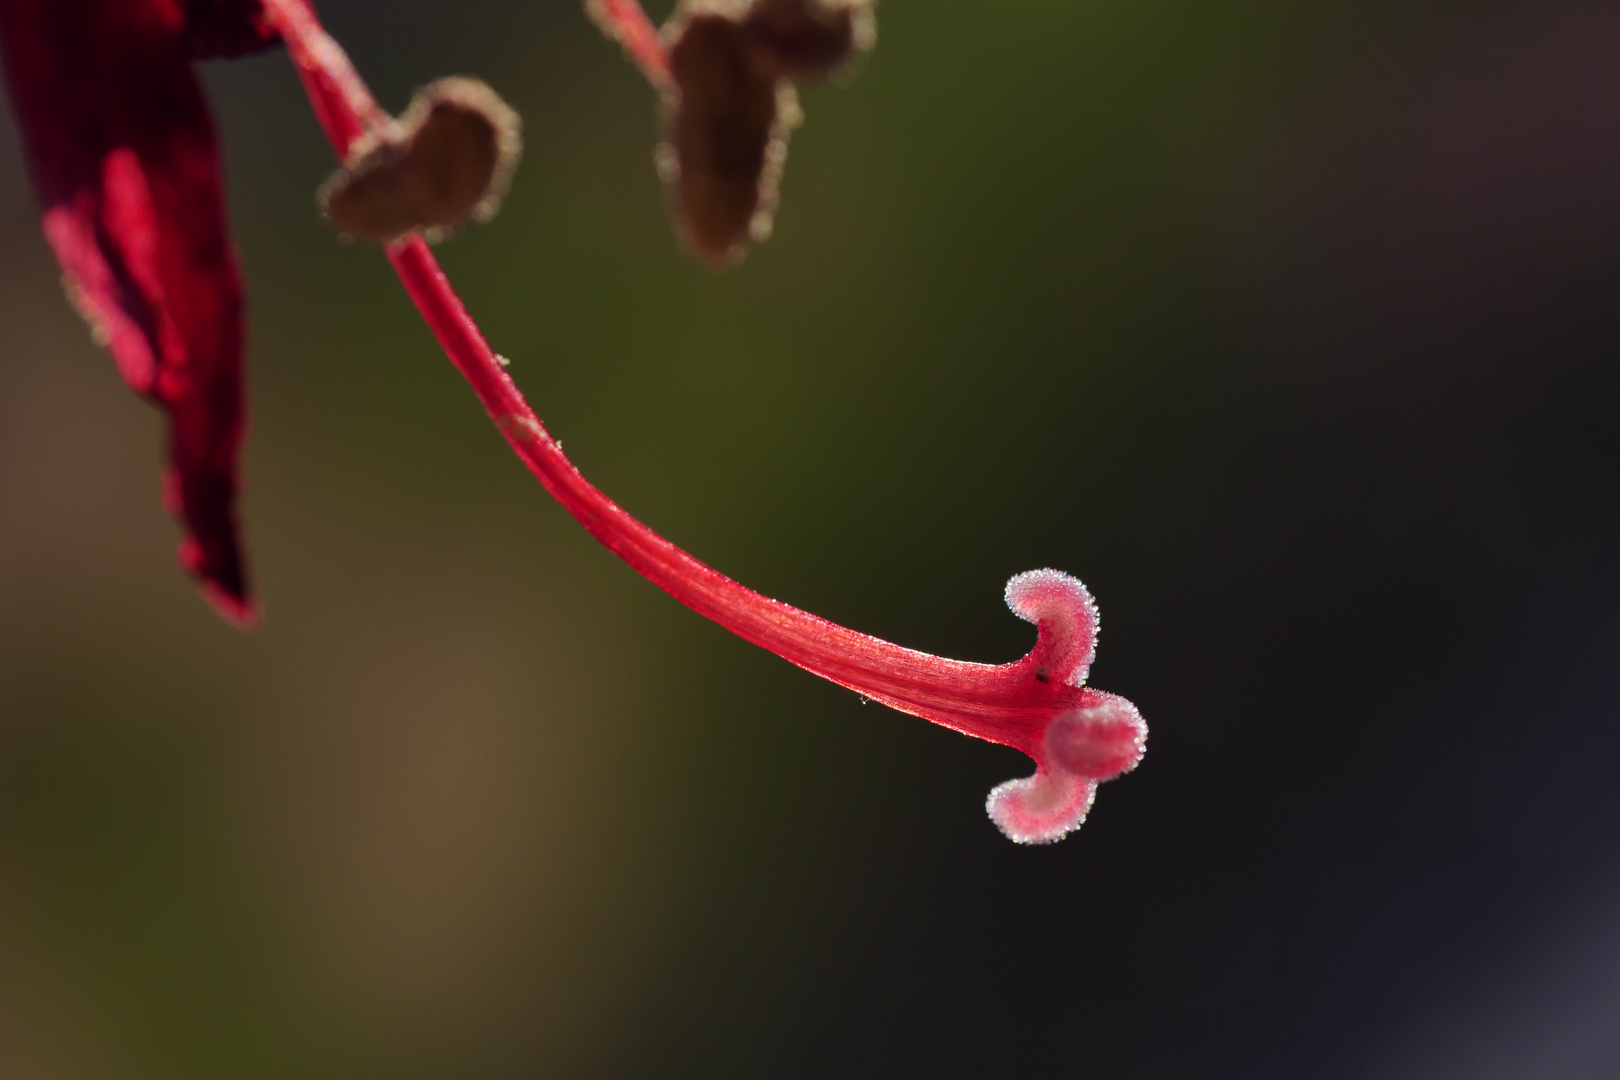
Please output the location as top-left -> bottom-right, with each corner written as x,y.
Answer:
665,8 -> 794,265
320,76 -> 522,244
740,0 -> 874,82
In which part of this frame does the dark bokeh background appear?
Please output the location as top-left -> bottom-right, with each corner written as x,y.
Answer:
4,1 -> 1620,1076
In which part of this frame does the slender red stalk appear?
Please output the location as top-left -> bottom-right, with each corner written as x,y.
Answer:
261,0 -> 1145,841
583,0 -> 672,90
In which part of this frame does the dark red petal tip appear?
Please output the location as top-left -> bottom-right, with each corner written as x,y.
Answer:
2,0 -> 257,624
167,464 -> 256,626
199,583 -> 261,629
189,540 -> 260,627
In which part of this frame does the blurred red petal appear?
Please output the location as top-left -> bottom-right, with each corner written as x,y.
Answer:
0,0 -> 262,623
183,0 -> 281,59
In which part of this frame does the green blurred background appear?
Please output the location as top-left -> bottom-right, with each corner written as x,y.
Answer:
5,1 -> 1620,1076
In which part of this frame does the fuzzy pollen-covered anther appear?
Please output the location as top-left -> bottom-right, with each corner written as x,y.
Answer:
664,6 -> 795,265
606,0 -> 875,264
320,76 -> 521,244
741,0 -> 875,82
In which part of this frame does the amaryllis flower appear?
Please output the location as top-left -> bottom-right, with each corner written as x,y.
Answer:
0,0 -> 278,623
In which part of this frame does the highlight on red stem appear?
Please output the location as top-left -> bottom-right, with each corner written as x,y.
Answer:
269,0 -> 1147,840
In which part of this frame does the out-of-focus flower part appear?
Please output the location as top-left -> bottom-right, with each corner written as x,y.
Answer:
182,0 -> 279,57
320,76 -> 522,244
0,0 -> 280,624
588,0 -> 874,265
741,0 -> 874,82
584,0 -> 672,88
664,7 -> 796,264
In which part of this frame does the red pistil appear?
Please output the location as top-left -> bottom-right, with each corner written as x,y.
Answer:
262,0 -> 1146,842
